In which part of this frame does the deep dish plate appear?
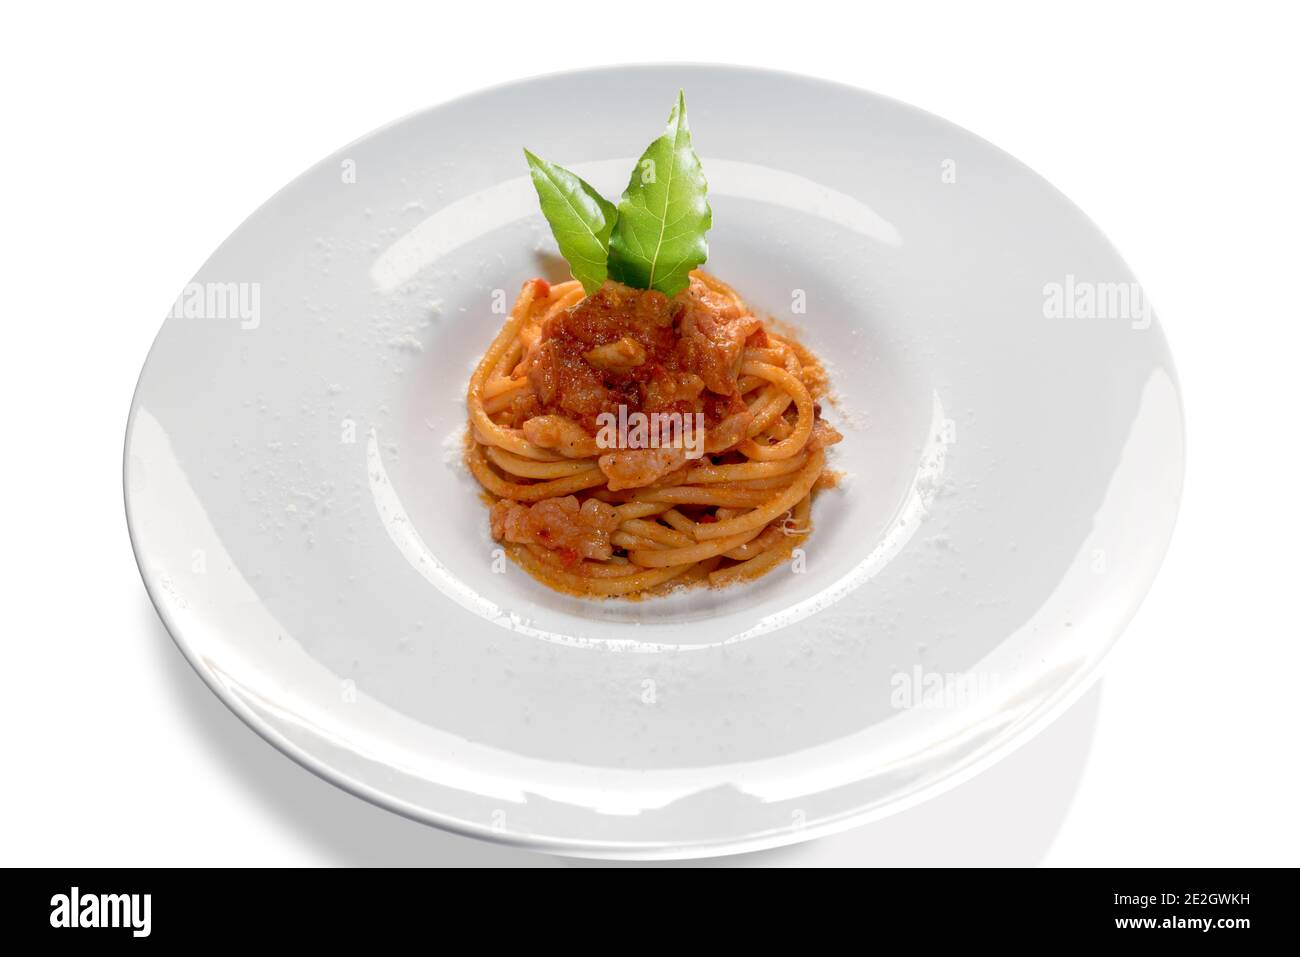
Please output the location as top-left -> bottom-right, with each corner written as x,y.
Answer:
125,65 -> 1183,858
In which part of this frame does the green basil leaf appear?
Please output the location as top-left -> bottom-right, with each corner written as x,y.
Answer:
607,91 -> 711,297
523,149 -> 617,295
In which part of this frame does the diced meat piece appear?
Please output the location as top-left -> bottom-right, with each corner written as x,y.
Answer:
522,414 -> 600,457
558,282 -> 675,346
643,370 -> 705,408
675,277 -> 761,395
524,282 -> 678,430
527,337 -> 611,412
598,446 -> 689,491
705,410 -> 755,454
519,277 -> 777,439
490,495 -> 620,561
584,336 -> 646,371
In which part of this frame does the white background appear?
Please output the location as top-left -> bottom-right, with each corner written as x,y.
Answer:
3,1 -> 1296,867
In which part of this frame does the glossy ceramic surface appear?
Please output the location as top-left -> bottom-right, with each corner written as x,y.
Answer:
125,66 -> 1184,858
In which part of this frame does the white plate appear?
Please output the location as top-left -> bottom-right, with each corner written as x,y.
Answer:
125,65 -> 1184,859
